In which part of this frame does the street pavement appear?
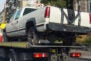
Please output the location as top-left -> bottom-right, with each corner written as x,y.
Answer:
66,47 -> 91,61
64,56 -> 91,61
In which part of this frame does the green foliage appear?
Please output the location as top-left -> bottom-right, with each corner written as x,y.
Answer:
41,0 -> 66,7
83,36 -> 91,45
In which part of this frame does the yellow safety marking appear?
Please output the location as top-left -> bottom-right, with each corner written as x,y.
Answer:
54,40 -> 63,44
0,42 -> 29,48
51,49 -> 57,53
0,23 -> 6,29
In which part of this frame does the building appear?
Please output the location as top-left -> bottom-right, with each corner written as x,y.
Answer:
0,12 -> 3,23
87,0 -> 91,12
73,0 -> 91,43
73,0 -> 91,12
3,0 -> 41,22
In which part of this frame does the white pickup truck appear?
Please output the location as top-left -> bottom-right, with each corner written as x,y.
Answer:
3,6 -> 91,45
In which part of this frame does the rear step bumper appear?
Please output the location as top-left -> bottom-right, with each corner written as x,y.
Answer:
47,23 -> 91,34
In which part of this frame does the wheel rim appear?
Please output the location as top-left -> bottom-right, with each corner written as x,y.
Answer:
10,57 -> 13,61
28,30 -> 33,44
9,53 -> 16,61
28,28 -> 38,45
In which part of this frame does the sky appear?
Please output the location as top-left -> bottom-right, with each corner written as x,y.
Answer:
0,0 -> 6,12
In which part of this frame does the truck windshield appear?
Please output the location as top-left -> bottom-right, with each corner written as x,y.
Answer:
23,8 -> 36,15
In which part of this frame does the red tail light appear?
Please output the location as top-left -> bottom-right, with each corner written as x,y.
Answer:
89,14 -> 91,24
33,53 -> 47,58
0,33 -> 3,43
45,6 -> 50,18
70,52 -> 81,57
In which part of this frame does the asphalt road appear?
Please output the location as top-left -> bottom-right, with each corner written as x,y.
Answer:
65,47 -> 91,61
65,57 -> 91,61
0,55 -> 89,61
0,48 -> 91,61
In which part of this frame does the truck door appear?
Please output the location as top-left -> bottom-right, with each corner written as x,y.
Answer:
6,9 -> 22,37
18,8 -> 36,36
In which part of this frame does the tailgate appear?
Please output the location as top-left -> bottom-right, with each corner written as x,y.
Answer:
47,6 -> 91,33
49,6 -> 91,28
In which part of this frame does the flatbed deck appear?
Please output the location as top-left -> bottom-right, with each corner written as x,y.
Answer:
0,42 -> 29,48
0,42 -> 86,48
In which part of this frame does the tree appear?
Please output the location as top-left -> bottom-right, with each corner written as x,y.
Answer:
41,0 -> 66,7
82,36 -> 91,45
65,0 -> 74,9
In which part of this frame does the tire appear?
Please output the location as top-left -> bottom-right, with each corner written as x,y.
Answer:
27,27 -> 39,45
2,30 -> 15,42
2,30 -> 7,42
63,33 -> 76,46
63,33 -> 76,55
0,48 -> 8,61
8,49 -> 18,61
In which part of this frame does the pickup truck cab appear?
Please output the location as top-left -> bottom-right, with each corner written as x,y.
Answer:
6,7 -> 37,37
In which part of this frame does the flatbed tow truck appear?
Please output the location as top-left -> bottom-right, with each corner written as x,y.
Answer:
0,41 -> 70,61
0,41 -> 84,61
0,0 -> 90,61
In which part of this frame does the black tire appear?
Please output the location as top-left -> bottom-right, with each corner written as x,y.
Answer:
8,49 -> 18,61
0,48 -> 8,61
27,27 -> 39,45
63,33 -> 76,54
2,30 -> 7,42
2,30 -> 15,42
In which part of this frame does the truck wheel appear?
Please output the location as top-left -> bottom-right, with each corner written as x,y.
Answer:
63,33 -> 76,54
2,30 -> 7,42
9,49 -> 18,61
27,27 -> 39,45
0,48 -> 8,61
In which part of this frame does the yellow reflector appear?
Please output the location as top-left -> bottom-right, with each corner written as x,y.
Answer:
0,23 -> 6,29
54,40 -> 63,44
51,49 -> 56,53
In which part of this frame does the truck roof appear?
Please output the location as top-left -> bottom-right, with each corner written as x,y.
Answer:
22,7 -> 38,9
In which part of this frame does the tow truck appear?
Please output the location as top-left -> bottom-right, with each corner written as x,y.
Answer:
0,0 -> 90,61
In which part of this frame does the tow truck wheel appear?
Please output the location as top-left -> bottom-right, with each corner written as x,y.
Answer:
63,33 -> 76,54
9,49 -> 18,61
0,48 -> 8,61
27,27 -> 39,45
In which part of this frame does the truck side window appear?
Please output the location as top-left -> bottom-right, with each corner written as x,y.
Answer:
10,11 -> 17,22
15,9 -> 22,20
23,8 -> 36,15
10,9 -> 22,22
